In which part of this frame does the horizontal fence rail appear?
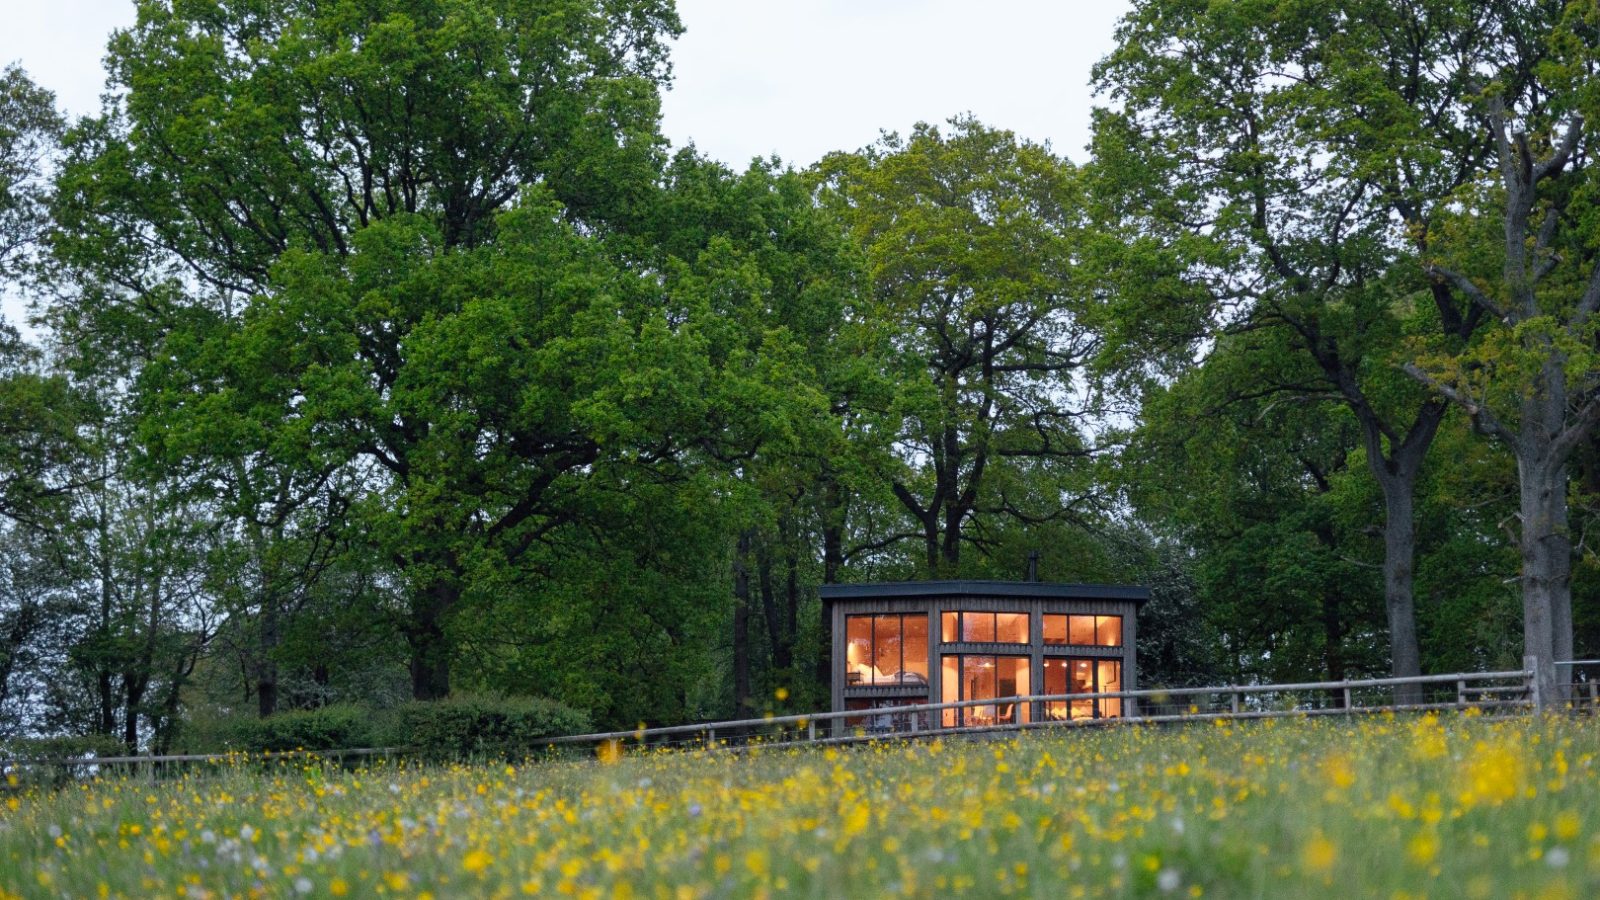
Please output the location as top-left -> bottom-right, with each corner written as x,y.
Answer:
0,746 -> 399,782
8,665 -> 1585,777
1556,659 -> 1600,709
529,668 -> 1536,753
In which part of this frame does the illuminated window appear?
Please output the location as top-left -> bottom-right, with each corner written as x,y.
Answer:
941,655 -> 1030,727
1069,615 -> 1095,645
964,611 -> 996,642
1043,614 -> 1068,645
1095,615 -> 1122,647
1043,614 -> 1122,647
1042,658 -> 1122,720
940,611 -> 1028,644
997,613 -> 1029,643
845,698 -> 929,732
844,614 -> 929,686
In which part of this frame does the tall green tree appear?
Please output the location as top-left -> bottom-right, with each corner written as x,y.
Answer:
1125,328 -> 1388,687
817,117 -> 1103,576
1093,0 -> 1520,700
50,0 -> 688,702
625,150 -> 899,713
1397,0 -> 1600,700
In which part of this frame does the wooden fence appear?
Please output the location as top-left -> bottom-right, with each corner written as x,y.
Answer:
2,664 -> 1574,776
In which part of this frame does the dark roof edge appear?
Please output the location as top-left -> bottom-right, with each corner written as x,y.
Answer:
819,580 -> 1150,604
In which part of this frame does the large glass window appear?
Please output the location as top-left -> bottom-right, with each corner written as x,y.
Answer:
845,698 -> 930,733
938,611 -> 1029,645
1043,614 -> 1122,647
844,614 -> 929,686
1042,658 -> 1123,720
940,655 -> 1031,727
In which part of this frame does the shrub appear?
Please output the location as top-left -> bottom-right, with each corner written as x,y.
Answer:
384,694 -> 590,761
0,734 -> 131,789
183,704 -> 377,754
0,733 -> 128,762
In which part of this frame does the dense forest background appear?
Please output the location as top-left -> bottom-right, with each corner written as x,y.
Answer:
3,0 -> 1600,748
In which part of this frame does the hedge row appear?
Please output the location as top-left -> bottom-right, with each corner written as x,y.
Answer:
179,694 -> 590,760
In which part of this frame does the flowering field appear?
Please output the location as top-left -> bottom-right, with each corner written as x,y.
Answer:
3,712 -> 1599,898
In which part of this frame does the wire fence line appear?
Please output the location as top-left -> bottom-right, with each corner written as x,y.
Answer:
7,663 -> 1592,776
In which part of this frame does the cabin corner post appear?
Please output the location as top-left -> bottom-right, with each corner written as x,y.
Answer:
1030,606 -> 1044,725
1124,599 -> 1139,719
830,598 -> 845,736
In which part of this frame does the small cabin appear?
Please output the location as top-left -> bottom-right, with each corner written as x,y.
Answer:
820,580 -> 1148,731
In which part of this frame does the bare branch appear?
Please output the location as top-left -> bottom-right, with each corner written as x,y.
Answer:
1427,265 -> 1507,320
1532,117 -> 1584,184
1402,362 -> 1512,443
1531,206 -> 1562,282
1577,254 -> 1600,322
1550,394 -> 1600,467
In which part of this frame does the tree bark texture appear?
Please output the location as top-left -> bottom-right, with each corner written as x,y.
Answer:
732,531 -> 753,714
406,581 -> 456,701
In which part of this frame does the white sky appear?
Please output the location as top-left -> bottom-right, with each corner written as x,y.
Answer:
2,0 -> 1130,328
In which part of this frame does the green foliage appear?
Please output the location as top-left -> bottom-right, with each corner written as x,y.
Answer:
0,733 -> 126,761
182,704 -> 377,754
0,63 -> 62,280
1122,329 -> 1389,683
385,694 -> 590,761
0,734 -> 129,789
0,326 -> 89,530
816,116 -> 1104,575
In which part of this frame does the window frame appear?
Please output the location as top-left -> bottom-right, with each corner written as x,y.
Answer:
938,610 -> 1030,645
1041,614 -> 1124,648
843,613 -> 929,686
940,653 -> 1032,727
1041,657 -> 1124,720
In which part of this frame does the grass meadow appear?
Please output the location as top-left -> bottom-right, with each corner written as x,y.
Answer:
3,711 -> 1599,898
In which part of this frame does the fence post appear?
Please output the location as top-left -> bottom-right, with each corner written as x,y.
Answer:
1456,679 -> 1467,709
1526,655 -> 1544,714
1230,692 -> 1240,715
706,728 -> 715,749
807,720 -> 816,743
1343,687 -> 1352,710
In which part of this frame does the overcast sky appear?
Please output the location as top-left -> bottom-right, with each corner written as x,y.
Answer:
2,0 -> 1131,327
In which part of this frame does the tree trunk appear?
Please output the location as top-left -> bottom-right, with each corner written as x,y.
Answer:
406,581 -> 456,701
153,650 -> 197,755
1320,588 -> 1346,691
818,497 -> 844,693
257,589 -> 280,717
1337,384 -> 1442,708
941,502 -> 962,572
732,531 -> 753,714
122,680 -> 145,752
1519,454 -> 1570,706
784,551 -> 800,672
96,506 -> 116,737
98,668 -> 116,738
757,545 -> 794,674
1379,481 -> 1424,705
